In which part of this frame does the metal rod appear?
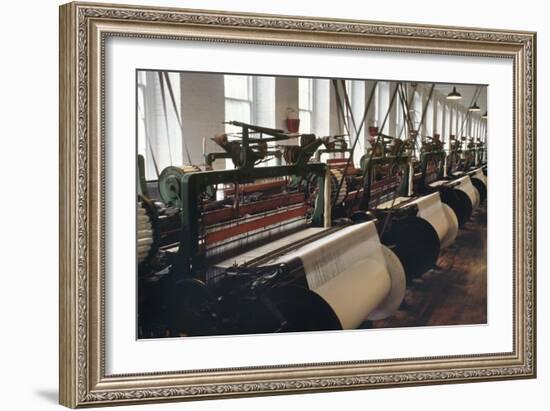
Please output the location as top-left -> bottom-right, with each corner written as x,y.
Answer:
358,83 -> 401,211
163,71 -> 193,164
331,80 -> 378,209
404,84 -> 417,138
415,84 -> 435,137
137,101 -> 160,178
457,85 -> 481,137
157,72 -> 173,165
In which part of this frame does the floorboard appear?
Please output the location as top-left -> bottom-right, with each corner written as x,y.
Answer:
372,203 -> 487,329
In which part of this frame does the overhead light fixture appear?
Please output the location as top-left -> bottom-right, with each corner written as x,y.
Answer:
446,86 -> 462,100
481,111 -> 488,119
469,102 -> 481,112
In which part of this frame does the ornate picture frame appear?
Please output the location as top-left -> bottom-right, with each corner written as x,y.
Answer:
59,1 -> 536,407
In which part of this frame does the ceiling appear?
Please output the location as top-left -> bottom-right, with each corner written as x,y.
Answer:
433,83 -> 487,115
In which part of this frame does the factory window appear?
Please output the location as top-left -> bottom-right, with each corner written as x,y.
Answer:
298,78 -> 330,138
224,75 -> 254,169
224,75 -> 253,132
299,78 -> 313,134
137,73 -> 148,173
137,71 -> 184,181
223,75 -> 277,169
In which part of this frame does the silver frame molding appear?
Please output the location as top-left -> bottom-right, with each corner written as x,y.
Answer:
59,2 -> 536,408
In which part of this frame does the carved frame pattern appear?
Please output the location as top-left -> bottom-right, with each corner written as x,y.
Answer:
59,2 -> 536,407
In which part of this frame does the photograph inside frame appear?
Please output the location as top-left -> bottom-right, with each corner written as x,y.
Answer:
136,70 -> 488,339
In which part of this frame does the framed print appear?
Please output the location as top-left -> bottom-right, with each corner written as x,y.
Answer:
59,1 -> 537,408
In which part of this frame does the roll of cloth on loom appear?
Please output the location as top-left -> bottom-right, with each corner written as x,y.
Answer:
407,192 -> 458,248
269,222 -> 404,328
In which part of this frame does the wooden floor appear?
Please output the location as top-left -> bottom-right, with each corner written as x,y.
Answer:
372,204 -> 487,329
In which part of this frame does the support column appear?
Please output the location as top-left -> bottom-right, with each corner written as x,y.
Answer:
389,82 -> 399,137
432,94 -> 439,137
364,80 -> 377,130
441,100 -> 447,140
181,72 -> 225,168
275,77 -> 299,133
423,87 -> 432,141
329,80 -> 345,136
448,103 -> 455,142
313,79 -> 330,137
254,76 -> 275,129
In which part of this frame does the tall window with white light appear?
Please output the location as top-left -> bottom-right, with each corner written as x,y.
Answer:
224,75 -> 253,169
299,78 -> 313,134
137,71 -> 183,180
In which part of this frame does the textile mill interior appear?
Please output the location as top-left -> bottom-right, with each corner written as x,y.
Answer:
136,71 -> 488,338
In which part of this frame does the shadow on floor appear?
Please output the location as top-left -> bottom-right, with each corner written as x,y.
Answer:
35,389 -> 58,404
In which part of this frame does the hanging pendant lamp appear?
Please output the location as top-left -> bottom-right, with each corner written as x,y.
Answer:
469,102 -> 481,112
446,86 -> 462,100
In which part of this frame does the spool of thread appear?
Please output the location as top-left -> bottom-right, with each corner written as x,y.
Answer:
137,202 -> 154,263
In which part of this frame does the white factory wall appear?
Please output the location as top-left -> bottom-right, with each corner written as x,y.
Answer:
144,72 -> 486,174
137,71 -> 184,179
275,76 -> 299,145
180,72 -> 226,168
0,1 -> 546,411
329,80 -> 345,136
172,73 -> 376,168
